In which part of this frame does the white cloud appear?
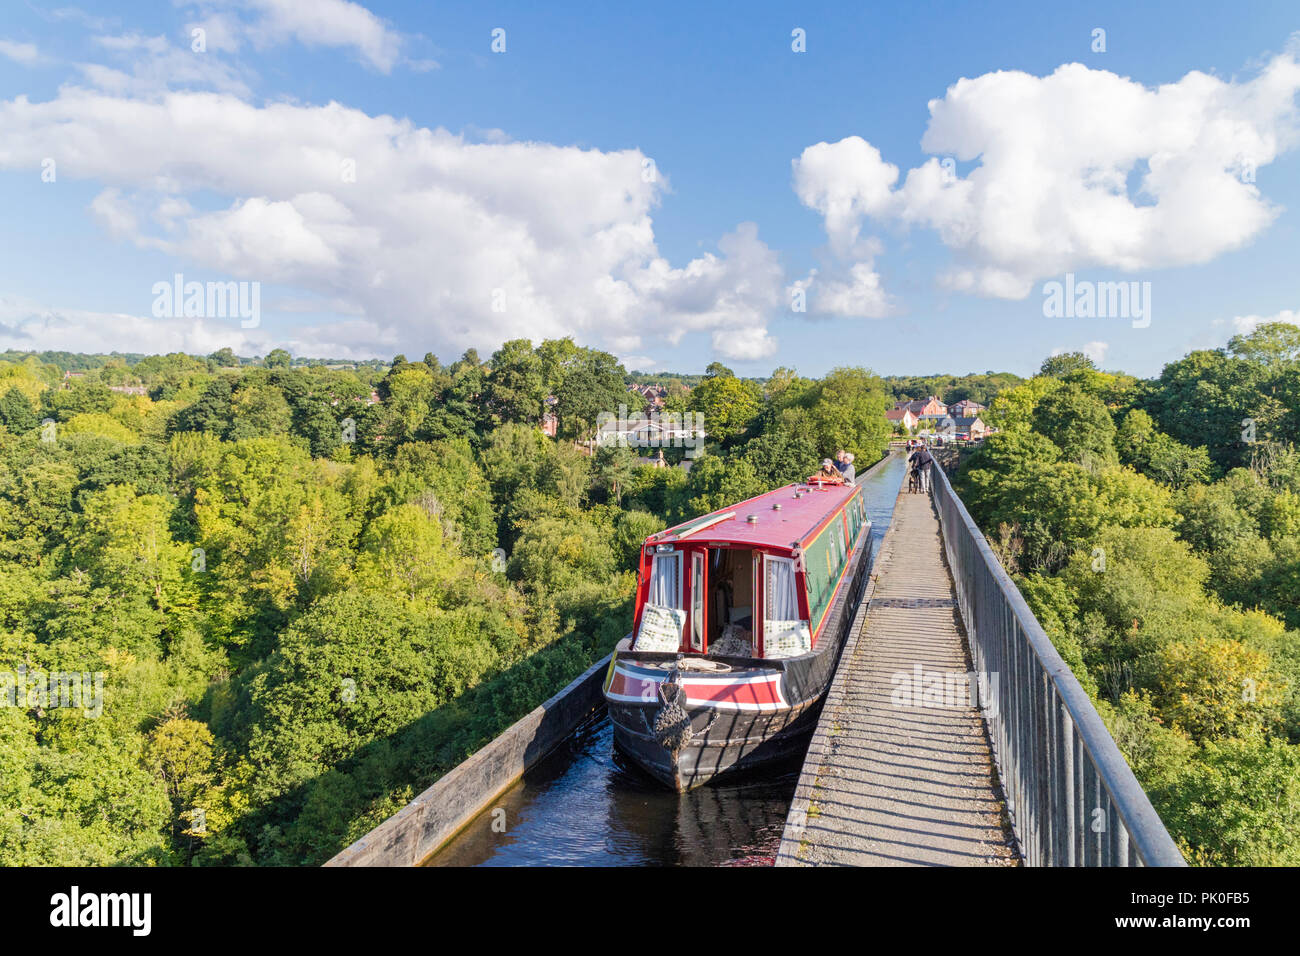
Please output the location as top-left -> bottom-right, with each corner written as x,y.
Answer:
1228,308 -> 1299,335
0,297 -> 263,356
712,325 -> 776,361
183,0 -> 407,73
95,33 -> 170,55
1082,340 -> 1109,365
1050,343 -> 1112,369
88,188 -> 140,238
77,31 -> 253,96
789,256 -> 891,320
794,51 -> 1300,302
789,141 -> 895,318
1051,341 -> 1109,366
0,39 -> 40,65
0,295 -> 406,360
0,87 -> 783,361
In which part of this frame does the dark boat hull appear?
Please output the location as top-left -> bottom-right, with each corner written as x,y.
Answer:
603,525 -> 873,791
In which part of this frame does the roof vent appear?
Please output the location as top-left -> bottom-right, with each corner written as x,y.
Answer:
746,515 -> 759,524
772,503 -> 782,511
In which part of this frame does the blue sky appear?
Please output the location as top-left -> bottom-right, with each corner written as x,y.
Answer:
0,0 -> 1297,379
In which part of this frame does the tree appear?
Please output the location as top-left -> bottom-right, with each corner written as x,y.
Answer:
538,337 -> 581,396
678,455 -> 767,519
1160,734 -> 1300,866
1040,351 -> 1097,377
385,440 -> 497,557
356,504 -> 455,602
509,514 -> 616,595
804,367 -> 891,464
1151,637 -> 1280,741
423,352 -> 484,444
145,715 -> 218,846
1032,382 -> 1117,466
484,339 -> 545,426
68,483 -> 191,609
593,444 -> 636,505
264,349 -> 291,369
241,590 -> 498,804
227,383 -> 292,440
171,377 -> 233,435
688,366 -> 761,446
1227,321 -> 1300,369
1143,350 -> 1267,470
0,386 -> 37,432
554,348 -> 629,440
208,348 -> 239,368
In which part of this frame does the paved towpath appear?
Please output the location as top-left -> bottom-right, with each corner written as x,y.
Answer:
780,483 -> 1019,866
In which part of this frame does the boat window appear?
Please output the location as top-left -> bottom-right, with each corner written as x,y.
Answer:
765,556 -> 800,620
648,551 -> 682,609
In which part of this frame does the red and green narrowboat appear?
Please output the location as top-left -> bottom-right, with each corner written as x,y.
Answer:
603,477 -> 874,791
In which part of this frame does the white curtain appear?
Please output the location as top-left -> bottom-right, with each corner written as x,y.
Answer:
766,557 -> 799,620
649,553 -> 681,608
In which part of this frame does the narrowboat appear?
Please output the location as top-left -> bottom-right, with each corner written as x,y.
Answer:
603,476 -> 874,791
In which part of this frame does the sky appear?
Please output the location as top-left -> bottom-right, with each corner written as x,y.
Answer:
0,0 -> 1298,379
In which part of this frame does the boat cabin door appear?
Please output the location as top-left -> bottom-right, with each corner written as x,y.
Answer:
690,551 -> 705,652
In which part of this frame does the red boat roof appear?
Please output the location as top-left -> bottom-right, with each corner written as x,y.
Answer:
651,480 -> 860,551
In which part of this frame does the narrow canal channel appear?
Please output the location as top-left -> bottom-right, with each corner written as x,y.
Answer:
426,452 -> 909,867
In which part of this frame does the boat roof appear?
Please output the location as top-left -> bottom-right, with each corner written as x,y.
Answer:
651,480 -> 860,551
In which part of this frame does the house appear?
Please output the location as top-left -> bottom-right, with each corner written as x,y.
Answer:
109,384 -> 147,396
635,449 -> 669,468
540,411 -> 558,437
893,395 -> 947,417
595,414 -> 705,450
949,399 -> 986,417
886,407 -> 919,430
919,413 -> 992,440
954,415 -> 992,440
627,383 -> 670,409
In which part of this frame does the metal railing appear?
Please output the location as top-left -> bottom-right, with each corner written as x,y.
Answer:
928,462 -> 1186,867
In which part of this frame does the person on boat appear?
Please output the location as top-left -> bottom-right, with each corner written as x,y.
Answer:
810,458 -> 844,485
836,451 -> 856,486
908,444 -> 934,494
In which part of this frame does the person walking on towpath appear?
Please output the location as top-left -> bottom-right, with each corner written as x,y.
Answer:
907,444 -> 933,494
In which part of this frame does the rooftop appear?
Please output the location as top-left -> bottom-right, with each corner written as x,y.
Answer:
652,480 -> 858,551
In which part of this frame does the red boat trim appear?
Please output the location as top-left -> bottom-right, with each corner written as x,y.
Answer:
605,662 -> 787,712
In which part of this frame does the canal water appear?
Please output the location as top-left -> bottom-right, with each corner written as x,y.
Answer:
427,452 -> 908,867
